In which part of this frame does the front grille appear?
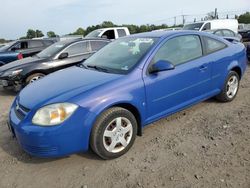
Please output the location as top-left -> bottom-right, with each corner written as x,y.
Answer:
14,101 -> 30,121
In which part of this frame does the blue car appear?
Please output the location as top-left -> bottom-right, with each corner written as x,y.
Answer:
8,31 -> 247,159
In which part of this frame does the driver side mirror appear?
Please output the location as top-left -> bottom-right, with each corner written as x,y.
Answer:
149,60 -> 175,74
58,52 -> 69,59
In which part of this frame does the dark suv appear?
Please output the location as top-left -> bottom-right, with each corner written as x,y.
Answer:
0,38 -> 110,90
0,39 -> 56,66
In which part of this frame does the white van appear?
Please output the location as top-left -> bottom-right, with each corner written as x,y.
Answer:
183,19 -> 239,33
85,27 -> 130,40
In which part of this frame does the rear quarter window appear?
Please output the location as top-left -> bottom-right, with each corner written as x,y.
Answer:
90,41 -> 109,51
43,40 -> 54,46
117,29 -> 127,37
29,40 -> 44,48
203,36 -> 227,54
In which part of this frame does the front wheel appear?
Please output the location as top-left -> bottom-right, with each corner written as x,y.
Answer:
216,71 -> 240,102
90,107 -> 137,159
25,73 -> 45,85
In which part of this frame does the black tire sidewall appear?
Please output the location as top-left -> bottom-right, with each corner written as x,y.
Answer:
91,108 -> 137,159
221,71 -> 240,102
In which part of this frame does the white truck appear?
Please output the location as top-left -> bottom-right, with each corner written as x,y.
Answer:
183,19 -> 239,33
85,27 -> 130,40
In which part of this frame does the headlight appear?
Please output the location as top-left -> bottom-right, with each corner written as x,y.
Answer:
2,69 -> 23,77
32,103 -> 78,126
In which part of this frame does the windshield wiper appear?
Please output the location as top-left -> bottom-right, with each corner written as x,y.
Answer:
86,65 -> 110,73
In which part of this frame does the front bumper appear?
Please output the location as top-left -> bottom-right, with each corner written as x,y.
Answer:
8,100 -> 95,158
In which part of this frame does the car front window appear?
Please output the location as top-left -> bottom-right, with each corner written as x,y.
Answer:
183,23 -> 204,31
0,41 -> 16,52
83,37 -> 159,74
85,30 -> 103,38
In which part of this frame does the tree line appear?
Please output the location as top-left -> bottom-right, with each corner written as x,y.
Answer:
1,12 -> 250,43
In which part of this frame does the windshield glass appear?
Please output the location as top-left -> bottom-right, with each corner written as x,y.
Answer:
0,41 -> 16,52
36,41 -> 67,58
83,37 -> 158,74
85,30 -> 103,38
183,23 -> 204,31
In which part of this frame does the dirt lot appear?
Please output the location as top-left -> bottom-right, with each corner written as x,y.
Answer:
0,64 -> 249,188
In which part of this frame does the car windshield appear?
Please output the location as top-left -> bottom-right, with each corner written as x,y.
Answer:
0,41 -> 16,52
36,41 -> 67,58
83,37 -> 158,74
85,30 -> 103,38
183,23 -> 204,31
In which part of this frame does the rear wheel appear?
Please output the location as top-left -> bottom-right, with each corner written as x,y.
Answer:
25,73 -> 45,85
216,71 -> 239,102
90,107 -> 137,159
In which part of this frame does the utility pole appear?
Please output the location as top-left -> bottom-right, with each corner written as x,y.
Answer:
174,16 -> 176,26
214,8 -> 218,19
182,15 -> 185,25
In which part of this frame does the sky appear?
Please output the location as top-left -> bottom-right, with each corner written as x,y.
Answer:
0,0 -> 249,39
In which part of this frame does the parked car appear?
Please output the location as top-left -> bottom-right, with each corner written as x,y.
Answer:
0,39 -> 55,66
0,38 -> 110,90
153,27 -> 182,32
8,31 -> 247,159
247,44 -> 250,61
0,44 -> 5,48
205,29 -> 242,42
238,24 -> 250,42
85,27 -> 130,40
183,19 -> 238,33
0,51 -> 23,66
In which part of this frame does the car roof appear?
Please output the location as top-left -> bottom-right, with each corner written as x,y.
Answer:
126,30 -> 204,39
53,38 -> 110,46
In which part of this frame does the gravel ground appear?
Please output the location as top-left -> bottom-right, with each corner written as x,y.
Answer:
0,63 -> 249,188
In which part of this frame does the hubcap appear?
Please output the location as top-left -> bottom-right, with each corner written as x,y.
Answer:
103,117 -> 133,153
226,75 -> 238,99
29,75 -> 44,83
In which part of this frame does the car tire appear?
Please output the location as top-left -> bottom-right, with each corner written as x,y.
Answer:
216,71 -> 240,102
25,73 -> 45,85
90,107 -> 137,160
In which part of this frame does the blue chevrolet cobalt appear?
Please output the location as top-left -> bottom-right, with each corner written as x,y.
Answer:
8,31 -> 247,159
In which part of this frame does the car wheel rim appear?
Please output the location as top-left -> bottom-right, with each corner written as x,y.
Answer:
226,75 -> 238,99
29,75 -> 44,83
103,117 -> 133,153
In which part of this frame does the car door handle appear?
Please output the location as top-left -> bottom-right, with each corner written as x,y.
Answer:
199,65 -> 208,71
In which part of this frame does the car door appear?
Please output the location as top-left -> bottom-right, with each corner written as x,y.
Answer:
143,35 -> 212,123
11,41 -> 29,57
52,41 -> 91,71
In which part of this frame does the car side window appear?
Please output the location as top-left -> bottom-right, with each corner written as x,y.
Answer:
222,30 -> 235,37
64,42 -> 89,56
202,23 -> 211,31
43,40 -> 54,46
203,36 -> 227,54
29,41 -> 44,48
214,30 -> 224,36
13,42 -> 28,50
117,29 -> 126,37
90,41 -> 109,51
102,30 -> 115,40
152,35 -> 203,66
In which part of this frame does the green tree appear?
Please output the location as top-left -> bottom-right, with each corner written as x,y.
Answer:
26,29 -> 36,39
72,27 -> 85,36
35,30 -> 44,38
47,31 -> 56,38
26,29 -> 44,39
101,21 -> 116,28
238,12 -> 250,24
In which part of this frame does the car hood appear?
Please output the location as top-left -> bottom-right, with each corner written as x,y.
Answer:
0,56 -> 47,72
18,66 -> 122,109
